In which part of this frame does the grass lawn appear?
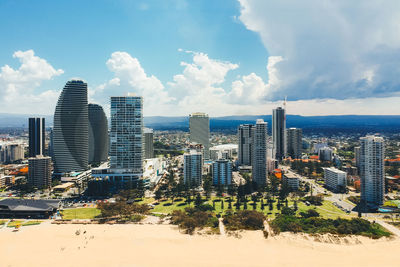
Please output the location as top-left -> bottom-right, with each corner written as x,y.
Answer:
61,208 -> 101,220
140,196 -> 351,219
7,220 -> 24,228
0,220 -> 7,225
22,220 -> 42,226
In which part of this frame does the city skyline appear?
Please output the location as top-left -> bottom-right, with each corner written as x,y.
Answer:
2,1 -> 400,116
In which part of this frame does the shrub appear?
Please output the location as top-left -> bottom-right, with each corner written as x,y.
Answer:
223,210 -> 265,231
299,209 -> 320,218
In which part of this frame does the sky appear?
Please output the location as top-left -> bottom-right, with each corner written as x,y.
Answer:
1,0 -> 400,117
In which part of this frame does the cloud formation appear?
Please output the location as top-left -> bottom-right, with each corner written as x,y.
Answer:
0,50 -> 63,114
238,0 -> 400,101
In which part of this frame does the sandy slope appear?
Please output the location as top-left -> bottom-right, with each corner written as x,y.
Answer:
0,222 -> 399,267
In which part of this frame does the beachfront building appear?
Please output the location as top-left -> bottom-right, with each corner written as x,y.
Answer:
28,155 -> 52,188
0,199 -> 60,219
360,136 -> 385,209
189,112 -> 210,159
88,103 -> 108,165
212,159 -> 232,186
53,80 -> 89,173
28,117 -> 45,157
184,150 -> 203,187
252,119 -> 267,186
324,167 -> 347,192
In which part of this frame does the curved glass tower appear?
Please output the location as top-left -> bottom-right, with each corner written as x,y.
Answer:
53,80 -> 89,173
88,103 -> 108,165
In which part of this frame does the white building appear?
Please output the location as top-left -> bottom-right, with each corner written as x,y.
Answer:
212,159 -> 232,186
252,119 -> 267,186
189,112 -> 210,160
143,158 -> 166,186
209,144 -> 238,160
324,167 -> 347,192
360,136 -> 385,209
184,150 -> 203,187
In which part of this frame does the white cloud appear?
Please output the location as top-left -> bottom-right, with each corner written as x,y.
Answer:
238,0 -> 400,101
0,50 -> 63,114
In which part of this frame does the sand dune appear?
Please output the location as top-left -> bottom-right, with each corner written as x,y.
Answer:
0,222 -> 399,267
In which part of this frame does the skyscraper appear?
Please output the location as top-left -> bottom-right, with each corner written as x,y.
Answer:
286,128 -> 302,159
184,150 -> 203,187
238,124 -> 255,166
354,146 -> 361,173
189,112 -> 210,159
272,107 -> 286,161
29,117 -> 45,157
360,135 -> 385,209
252,119 -> 267,186
144,128 -> 154,159
212,159 -> 232,186
109,95 -> 143,183
53,80 -> 88,173
28,155 -> 52,188
88,103 -> 108,165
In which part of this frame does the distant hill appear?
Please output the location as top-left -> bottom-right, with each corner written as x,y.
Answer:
1,113 -> 400,135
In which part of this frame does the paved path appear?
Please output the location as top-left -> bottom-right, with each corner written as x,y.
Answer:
218,218 -> 225,236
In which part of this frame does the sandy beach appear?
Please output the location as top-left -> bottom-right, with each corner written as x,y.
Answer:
0,222 -> 399,267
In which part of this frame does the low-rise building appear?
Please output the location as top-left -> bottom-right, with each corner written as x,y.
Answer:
282,172 -> 299,191
324,167 -> 347,192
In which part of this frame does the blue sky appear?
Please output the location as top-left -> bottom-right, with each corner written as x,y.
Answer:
0,0 -> 267,93
1,0 -> 400,116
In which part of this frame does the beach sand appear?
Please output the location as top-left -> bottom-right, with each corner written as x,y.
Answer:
0,222 -> 399,267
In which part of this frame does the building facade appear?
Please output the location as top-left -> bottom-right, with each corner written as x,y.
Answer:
88,103 -> 108,165
318,147 -> 333,161
238,124 -> 255,166
109,96 -> 143,183
360,136 -> 385,209
28,156 -> 52,188
53,80 -> 89,173
144,128 -> 154,159
283,173 -> 300,191
184,150 -> 203,187
286,128 -> 302,159
29,117 -> 45,157
324,167 -> 347,192
252,119 -> 267,186
272,107 -> 286,161
0,143 -> 25,163
189,112 -> 210,159
212,159 -> 232,186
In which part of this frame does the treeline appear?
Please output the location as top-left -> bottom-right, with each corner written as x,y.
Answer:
270,208 -> 391,239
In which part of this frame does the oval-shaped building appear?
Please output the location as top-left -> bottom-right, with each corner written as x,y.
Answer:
88,103 -> 108,165
53,80 -> 89,173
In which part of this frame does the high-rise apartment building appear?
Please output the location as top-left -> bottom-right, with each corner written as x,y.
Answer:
28,155 -> 52,188
189,112 -> 210,159
272,107 -> 286,161
252,119 -> 267,186
0,143 -> 25,163
184,150 -> 203,187
238,124 -> 255,166
29,117 -> 45,157
324,167 -> 347,192
109,96 -> 143,183
354,146 -> 361,172
144,128 -> 154,159
360,136 -> 385,209
212,159 -> 232,186
88,104 -> 108,165
286,128 -> 302,159
53,80 -> 88,173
